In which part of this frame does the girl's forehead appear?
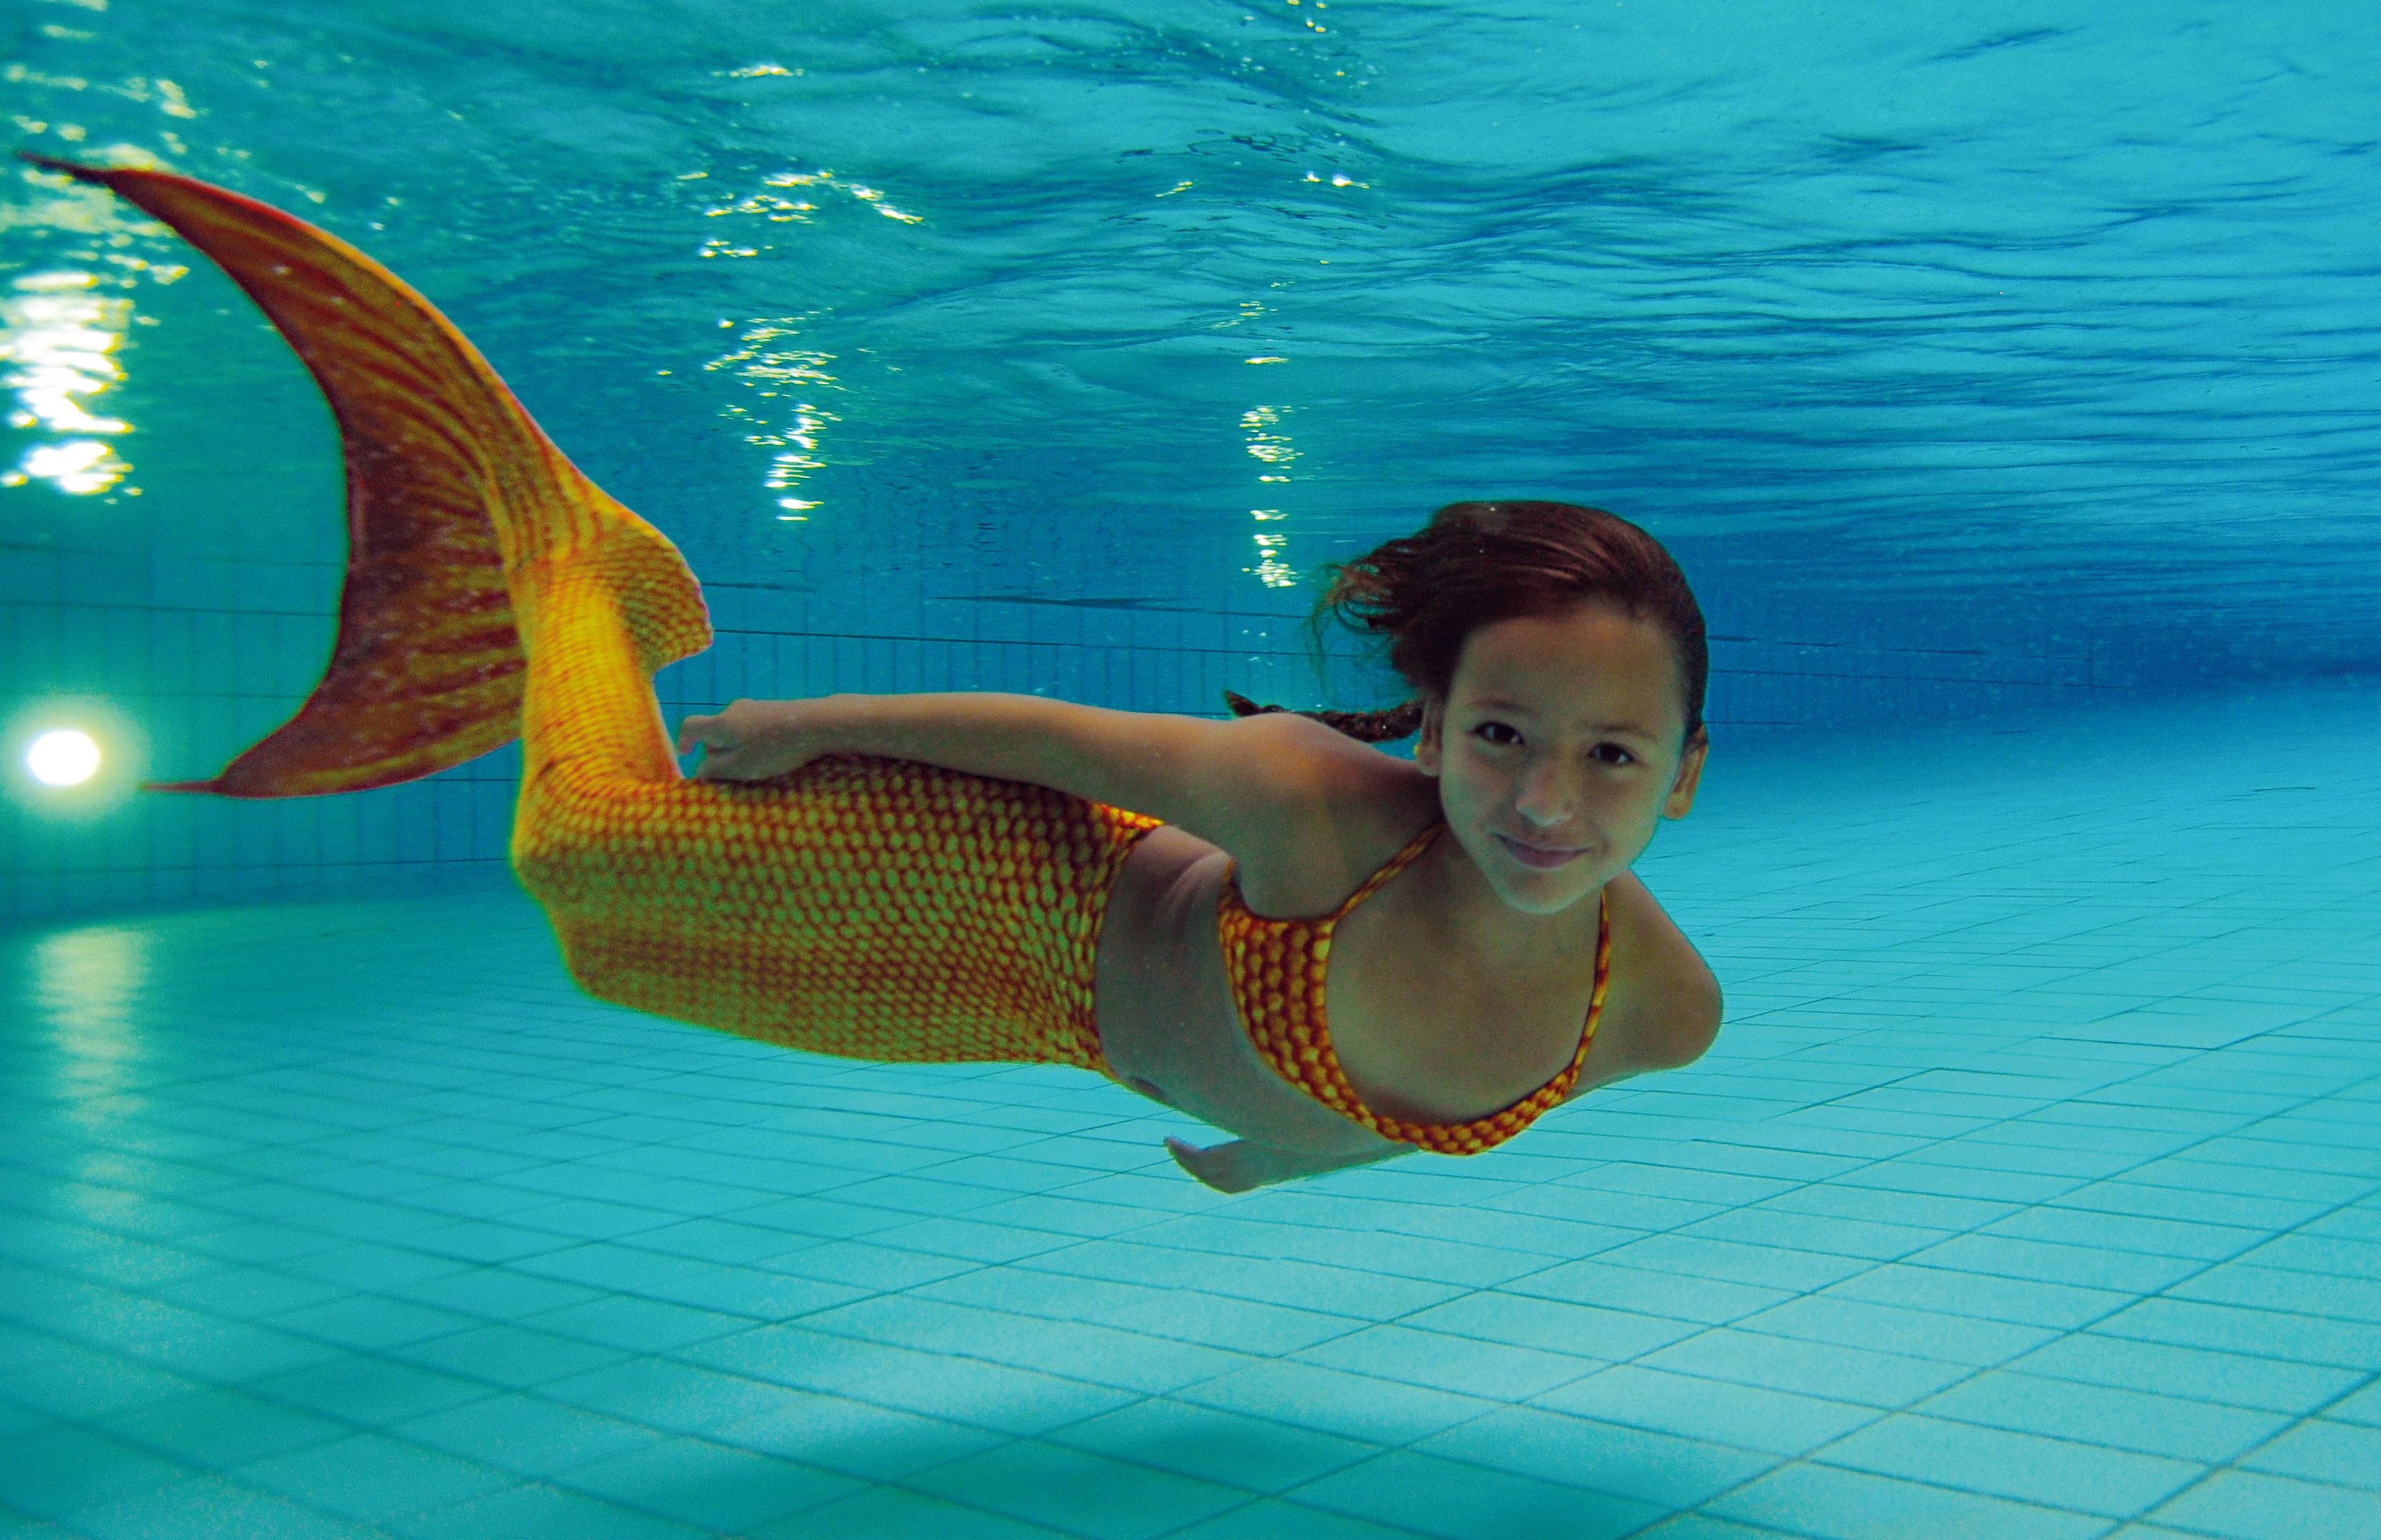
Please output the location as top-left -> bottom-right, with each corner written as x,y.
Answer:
1451,609 -> 1687,727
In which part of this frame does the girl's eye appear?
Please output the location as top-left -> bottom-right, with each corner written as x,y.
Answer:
1472,721 -> 1522,747
1590,743 -> 1634,766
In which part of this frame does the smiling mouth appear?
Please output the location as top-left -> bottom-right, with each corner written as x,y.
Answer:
1495,833 -> 1589,870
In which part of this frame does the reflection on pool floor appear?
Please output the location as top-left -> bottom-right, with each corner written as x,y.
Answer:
2,688 -> 2377,1540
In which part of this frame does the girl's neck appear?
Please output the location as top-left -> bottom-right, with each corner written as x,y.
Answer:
1411,830 -> 1602,964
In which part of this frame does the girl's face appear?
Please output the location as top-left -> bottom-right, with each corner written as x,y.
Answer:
1413,602 -> 1706,916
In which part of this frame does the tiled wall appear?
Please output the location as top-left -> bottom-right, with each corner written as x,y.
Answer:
0,535 -> 2118,925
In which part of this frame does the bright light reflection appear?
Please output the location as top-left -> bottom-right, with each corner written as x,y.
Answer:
2,269 -> 132,494
34,926 -> 150,1107
27,728 -> 100,787
1242,406 -> 1300,588
706,316 -> 838,522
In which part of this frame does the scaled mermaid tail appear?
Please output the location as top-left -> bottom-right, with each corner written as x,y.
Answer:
63,155 -> 1157,1069
26,154 -> 707,797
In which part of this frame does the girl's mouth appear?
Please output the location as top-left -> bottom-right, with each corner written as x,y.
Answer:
1495,832 -> 1589,870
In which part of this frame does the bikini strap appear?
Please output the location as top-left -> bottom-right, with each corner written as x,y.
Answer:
1334,822 -> 1445,920
1568,891 -> 1614,1074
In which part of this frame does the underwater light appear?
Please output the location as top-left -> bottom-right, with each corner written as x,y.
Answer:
26,728 -> 100,787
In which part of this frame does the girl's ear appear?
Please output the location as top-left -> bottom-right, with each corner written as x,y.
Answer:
1413,696 -> 1446,776
1662,728 -> 1708,818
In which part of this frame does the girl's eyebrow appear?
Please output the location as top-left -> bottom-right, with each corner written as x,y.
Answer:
1469,696 -> 1656,738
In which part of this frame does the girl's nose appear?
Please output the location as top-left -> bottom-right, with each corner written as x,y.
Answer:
1513,761 -> 1579,827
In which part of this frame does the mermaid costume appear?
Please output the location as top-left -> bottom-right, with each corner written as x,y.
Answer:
57,159 -> 1604,1156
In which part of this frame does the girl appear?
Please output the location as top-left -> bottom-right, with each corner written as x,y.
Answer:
51,156 -> 1718,1193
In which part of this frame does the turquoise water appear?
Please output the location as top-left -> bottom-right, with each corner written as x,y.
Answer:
5,1 -> 2381,1536
5,698 -> 2379,1538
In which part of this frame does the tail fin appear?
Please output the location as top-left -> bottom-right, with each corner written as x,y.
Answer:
26,154 -> 711,797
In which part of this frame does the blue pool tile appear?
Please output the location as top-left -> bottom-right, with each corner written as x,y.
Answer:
1589,1233 -> 1874,1293
1833,1162 -> 2080,1206
6,698 -> 2381,1540
688,1327 -> 1141,1435
1679,1204 -> 1951,1261
536,1355 -> 818,1435
1290,1323 -> 1601,1401
1065,1283 -> 1355,1356
1533,1363 -> 1881,1455
61,1473 -> 393,1540
1914,1368 -> 2289,1462
2045,1179 -> 2326,1234
387,1265 -> 605,1322
104,1384 -> 352,1468
235,1431 -> 516,1524
391,1321 -> 635,1389
750,1237 -> 982,1291
909,1438 -> 1251,1540
1813,1411 -> 2203,1517
2091,1297 -> 2381,1368
276,1242 -> 474,1292
801,1294 -> 1253,1394
1158,1497 -> 1426,1540
1708,1459 -> 2114,1540
2166,1262 -> 2381,1323
711,1389 -> 1006,1481
1980,1204 -> 2265,1263
1481,1183 -> 1721,1234
522,1293 -> 753,1353
1823,1260 -> 2133,1329
1570,1160 -> 1795,1209
1639,1328 -> 1969,1409
2148,1470 -> 2381,1540
1632,1519 -> 1810,1540
1046,1396 -> 1379,1493
2006,1332 -> 2363,1414
2328,1379 -> 2381,1427
772,1483 -> 1081,1539
0,1334 -> 202,1422
390,1482 -> 711,1539
1026,1242 -> 1459,1322
1400,1290 -> 1702,1359
149,1264 -> 349,1318
1176,1360 -> 1501,1445
556,1434 -> 864,1531
2240,1417 -> 2381,1490
1733,1292 -> 2057,1367
271,1294 -> 485,1352
1905,1233 -> 2204,1294
1414,1405 -> 1779,1509
0,1426 -> 185,1523
2233,1232 -> 2381,1278
1290,1450 -> 1667,1540
393,1391 -> 668,1479
1498,1259 -> 1797,1325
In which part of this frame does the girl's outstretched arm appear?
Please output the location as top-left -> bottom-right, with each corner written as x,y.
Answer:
679,692 -> 1407,868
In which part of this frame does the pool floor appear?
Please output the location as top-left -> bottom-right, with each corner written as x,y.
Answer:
4,689 -> 2378,1540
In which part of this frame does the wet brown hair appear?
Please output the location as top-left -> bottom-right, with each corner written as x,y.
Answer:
1229,501 -> 1708,745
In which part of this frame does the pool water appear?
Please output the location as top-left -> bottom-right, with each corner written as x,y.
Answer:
5,0 -> 2380,1536
6,691 -> 2377,1538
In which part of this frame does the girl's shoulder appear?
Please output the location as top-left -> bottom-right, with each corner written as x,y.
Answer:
1218,715 -> 1441,918
1581,871 -> 1722,1085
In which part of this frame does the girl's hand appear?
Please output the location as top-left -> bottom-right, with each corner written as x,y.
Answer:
675,698 -> 838,781
1165,1137 -> 1284,1194
1166,1134 -> 1413,1193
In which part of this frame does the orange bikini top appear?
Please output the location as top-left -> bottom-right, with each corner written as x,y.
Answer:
1218,822 -> 1611,1156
